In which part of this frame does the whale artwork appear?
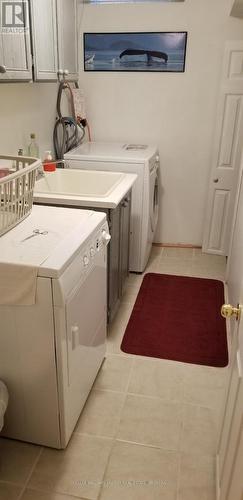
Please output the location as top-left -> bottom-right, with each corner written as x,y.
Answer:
84,32 -> 187,72
119,49 -> 168,64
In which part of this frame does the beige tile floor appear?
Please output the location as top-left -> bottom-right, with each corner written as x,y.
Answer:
0,247 -> 228,500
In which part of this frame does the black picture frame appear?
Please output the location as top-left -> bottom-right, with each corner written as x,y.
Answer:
83,32 -> 188,73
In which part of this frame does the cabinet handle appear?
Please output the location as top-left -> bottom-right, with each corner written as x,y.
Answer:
213,178 -> 219,183
63,69 -> 69,76
0,65 -> 6,74
57,68 -> 64,77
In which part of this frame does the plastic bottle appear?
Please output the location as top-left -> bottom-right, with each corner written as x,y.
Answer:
43,150 -> 56,172
28,133 -> 39,158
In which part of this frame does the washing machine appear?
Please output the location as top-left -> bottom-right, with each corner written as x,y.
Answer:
0,205 -> 110,448
64,142 -> 160,273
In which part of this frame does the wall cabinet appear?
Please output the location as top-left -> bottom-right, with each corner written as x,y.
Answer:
0,0 -> 32,81
56,0 -> 78,81
231,0 -> 243,17
0,0 -> 78,82
31,0 -> 58,81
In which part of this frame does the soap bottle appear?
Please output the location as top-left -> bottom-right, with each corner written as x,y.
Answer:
43,150 -> 56,172
28,133 -> 39,158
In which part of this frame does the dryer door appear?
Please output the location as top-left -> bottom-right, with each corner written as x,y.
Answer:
150,164 -> 159,235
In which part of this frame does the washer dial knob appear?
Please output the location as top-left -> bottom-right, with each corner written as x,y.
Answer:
101,230 -> 111,245
83,255 -> 89,267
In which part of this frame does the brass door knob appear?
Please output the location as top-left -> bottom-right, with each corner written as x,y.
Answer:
221,304 -> 241,320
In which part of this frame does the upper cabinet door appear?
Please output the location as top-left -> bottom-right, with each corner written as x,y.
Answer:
0,0 -> 32,81
230,0 -> 243,18
30,0 -> 58,81
56,0 -> 78,81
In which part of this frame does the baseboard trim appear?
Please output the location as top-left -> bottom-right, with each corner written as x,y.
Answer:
153,243 -> 202,249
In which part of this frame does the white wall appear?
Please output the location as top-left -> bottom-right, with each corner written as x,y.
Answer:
0,83 -> 58,158
79,0 -> 243,245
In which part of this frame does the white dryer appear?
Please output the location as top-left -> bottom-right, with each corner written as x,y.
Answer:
64,142 -> 160,273
0,205 -> 110,448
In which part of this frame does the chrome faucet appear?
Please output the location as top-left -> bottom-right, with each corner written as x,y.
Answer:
36,165 -> 45,180
36,159 -> 66,180
55,159 -> 66,168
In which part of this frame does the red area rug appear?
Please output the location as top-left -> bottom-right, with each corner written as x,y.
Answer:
121,273 -> 228,367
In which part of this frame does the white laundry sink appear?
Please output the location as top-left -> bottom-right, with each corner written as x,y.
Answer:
35,169 -> 125,197
34,168 -> 137,209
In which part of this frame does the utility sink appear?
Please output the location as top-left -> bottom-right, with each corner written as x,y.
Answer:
35,169 -> 125,197
34,167 -> 138,322
34,168 -> 137,209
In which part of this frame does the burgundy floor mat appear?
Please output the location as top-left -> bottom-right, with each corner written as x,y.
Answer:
121,273 -> 228,367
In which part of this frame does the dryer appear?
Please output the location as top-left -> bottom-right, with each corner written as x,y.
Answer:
64,142 -> 160,273
0,205 -> 110,448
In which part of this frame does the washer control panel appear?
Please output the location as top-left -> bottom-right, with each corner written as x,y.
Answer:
53,221 -> 110,306
149,152 -> 160,173
81,222 -> 110,271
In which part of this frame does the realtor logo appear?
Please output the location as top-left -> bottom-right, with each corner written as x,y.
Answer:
1,1 -> 28,33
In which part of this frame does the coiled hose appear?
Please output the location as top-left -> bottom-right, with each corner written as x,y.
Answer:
53,81 -> 85,160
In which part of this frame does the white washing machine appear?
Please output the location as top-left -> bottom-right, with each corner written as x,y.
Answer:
0,205 -> 110,448
64,142 -> 160,273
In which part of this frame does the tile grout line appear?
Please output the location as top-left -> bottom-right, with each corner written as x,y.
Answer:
175,449 -> 182,500
69,431 -> 217,459
96,356 -> 136,500
18,483 -> 90,500
115,437 -> 181,453
17,446 -> 43,500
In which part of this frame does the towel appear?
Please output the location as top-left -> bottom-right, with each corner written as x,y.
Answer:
72,88 -> 86,119
0,263 -> 38,305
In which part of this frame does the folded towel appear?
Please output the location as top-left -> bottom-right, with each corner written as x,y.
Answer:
0,380 -> 8,432
0,263 -> 38,305
72,88 -> 86,118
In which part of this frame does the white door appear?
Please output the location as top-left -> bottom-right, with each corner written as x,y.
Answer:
203,41 -> 243,256
0,0 -> 32,81
218,302 -> 243,500
30,0 -> 58,81
217,159 -> 243,500
56,0 -> 78,81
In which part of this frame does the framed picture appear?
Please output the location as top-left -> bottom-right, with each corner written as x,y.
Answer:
83,32 -> 187,73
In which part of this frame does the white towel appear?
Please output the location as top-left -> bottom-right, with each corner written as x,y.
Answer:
72,88 -> 86,118
0,380 -> 8,432
0,263 -> 38,305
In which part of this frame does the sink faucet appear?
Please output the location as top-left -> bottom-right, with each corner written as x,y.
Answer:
36,164 -> 45,180
36,159 -> 66,180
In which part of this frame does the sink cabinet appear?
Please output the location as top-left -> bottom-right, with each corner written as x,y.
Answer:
108,194 -> 131,322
